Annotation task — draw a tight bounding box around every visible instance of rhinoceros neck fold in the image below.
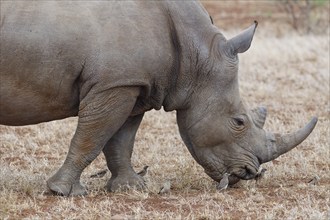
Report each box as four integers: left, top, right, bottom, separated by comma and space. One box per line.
161, 4, 222, 112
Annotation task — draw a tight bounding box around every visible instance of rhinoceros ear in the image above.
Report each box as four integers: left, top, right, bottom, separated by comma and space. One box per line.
227, 21, 258, 55
251, 106, 267, 129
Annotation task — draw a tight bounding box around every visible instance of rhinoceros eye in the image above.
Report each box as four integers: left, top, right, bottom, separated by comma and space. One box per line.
233, 117, 245, 127
229, 117, 247, 136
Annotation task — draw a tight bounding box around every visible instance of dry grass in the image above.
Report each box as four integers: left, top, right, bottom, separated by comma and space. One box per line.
1, 2, 329, 219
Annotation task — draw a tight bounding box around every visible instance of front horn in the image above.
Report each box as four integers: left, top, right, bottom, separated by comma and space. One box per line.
261, 117, 318, 163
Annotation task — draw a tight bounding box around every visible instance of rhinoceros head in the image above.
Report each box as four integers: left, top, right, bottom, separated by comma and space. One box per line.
176, 21, 317, 184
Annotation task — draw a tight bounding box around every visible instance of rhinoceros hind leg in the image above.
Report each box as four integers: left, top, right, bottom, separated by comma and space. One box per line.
106, 172, 146, 192
103, 114, 145, 192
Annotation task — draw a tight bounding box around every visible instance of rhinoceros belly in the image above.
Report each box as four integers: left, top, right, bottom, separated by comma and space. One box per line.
0, 70, 80, 126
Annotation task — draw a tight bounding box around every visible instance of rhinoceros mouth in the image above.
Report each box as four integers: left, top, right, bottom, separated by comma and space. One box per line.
201, 149, 260, 182
203, 164, 260, 186
230, 164, 259, 180
230, 143, 261, 180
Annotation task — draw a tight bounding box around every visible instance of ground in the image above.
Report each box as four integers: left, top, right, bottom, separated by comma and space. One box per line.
1, 1, 329, 219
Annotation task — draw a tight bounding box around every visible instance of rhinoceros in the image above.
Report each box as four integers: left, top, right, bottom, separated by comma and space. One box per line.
0, 1, 317, 196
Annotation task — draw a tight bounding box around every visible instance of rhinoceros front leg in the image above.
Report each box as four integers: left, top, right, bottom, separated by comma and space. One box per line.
47, 87, 139, 196
102, 114, 145, 192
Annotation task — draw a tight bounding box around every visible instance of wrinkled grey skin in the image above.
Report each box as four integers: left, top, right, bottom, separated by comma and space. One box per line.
0, 1, 317, 196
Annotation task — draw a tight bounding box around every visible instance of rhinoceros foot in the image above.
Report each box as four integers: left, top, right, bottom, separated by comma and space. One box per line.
47, 177, 87, 196
106, 173, 146, 192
